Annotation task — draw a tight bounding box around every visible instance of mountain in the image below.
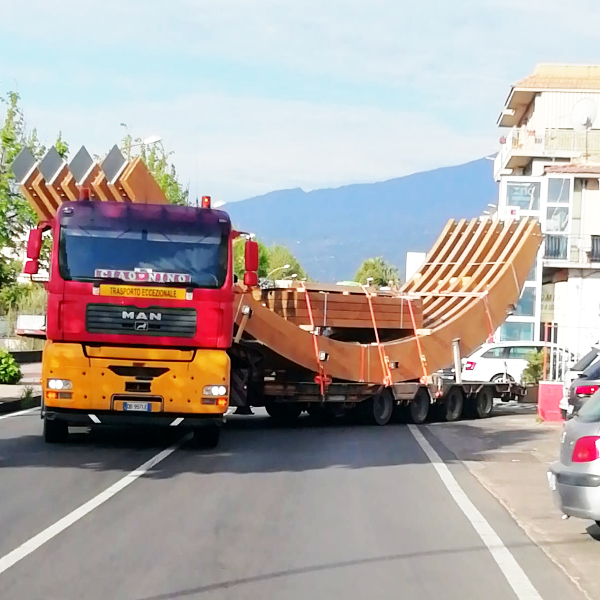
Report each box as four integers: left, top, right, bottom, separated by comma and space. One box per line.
225, 157, 498, 282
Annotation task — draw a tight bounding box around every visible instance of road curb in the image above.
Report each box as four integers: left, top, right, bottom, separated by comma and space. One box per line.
0, 395, 42, 415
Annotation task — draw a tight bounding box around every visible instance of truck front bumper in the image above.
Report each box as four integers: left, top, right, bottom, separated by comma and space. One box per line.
44, 408, 223, 429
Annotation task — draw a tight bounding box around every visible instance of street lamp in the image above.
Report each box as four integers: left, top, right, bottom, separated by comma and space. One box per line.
267, 264, 290, 278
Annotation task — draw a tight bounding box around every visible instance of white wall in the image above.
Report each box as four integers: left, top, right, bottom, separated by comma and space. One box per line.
580, 179, 600, 237
405, 252, 427, 282
535, 91, 600, 130
555, 271, 600, 356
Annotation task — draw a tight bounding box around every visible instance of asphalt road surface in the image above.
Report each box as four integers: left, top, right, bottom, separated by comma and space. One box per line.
0, 409, 587, 600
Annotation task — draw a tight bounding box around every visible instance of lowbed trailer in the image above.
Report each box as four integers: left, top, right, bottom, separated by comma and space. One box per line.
255, 376, 524, 426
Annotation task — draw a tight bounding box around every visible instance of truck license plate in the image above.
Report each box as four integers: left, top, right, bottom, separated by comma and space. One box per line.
123, 402, 152, 412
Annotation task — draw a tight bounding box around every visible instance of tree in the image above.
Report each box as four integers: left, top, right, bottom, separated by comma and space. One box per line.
354, 257, 400, 287
266, 244, 306, 280
0, 91, 43, 256
232, 237, 269, 280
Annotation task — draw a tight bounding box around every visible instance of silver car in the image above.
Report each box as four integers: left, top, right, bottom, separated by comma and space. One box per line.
548, 389, 600, 526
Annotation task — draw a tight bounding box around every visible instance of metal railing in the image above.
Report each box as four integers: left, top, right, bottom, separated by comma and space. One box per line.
495, 127, 600, 177
544, 234, 600, 263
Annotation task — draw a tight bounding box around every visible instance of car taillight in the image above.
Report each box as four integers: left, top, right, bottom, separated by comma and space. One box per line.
465, 361, 476, 371
572, 436, 600, 463
576, 385, 599, 396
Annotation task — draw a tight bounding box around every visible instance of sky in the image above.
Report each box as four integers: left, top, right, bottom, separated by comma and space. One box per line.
2, 0, 600, 203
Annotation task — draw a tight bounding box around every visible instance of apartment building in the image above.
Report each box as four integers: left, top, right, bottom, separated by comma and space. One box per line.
494, 64, 600, 356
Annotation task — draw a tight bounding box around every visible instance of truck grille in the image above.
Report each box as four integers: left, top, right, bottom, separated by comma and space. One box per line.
86, 304, 197, 338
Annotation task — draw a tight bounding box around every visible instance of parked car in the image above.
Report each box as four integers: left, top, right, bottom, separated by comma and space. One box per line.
559, 348, 600, 420
461, 341, 574, 384
567, 355, 600, 419
548, 389, 600, 528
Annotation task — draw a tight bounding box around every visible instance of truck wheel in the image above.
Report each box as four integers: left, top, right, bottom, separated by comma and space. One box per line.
360, 390, 394, 426
408, 389, 430, 424
194, 425, 221, 448
475, 388, 493, 419
442, 388, 464, 422
265, 401, 302, 422
43, 417, 68, 444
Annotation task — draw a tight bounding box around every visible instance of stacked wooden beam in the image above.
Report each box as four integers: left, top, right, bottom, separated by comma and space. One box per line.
11, 144, 167, 221
255, 287, 424, 331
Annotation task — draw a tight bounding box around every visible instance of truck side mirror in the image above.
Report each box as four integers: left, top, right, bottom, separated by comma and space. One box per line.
24, 259, 39, 275
244, 272, 259, 287
244, 240, 259, 272
27, 227, 43, 260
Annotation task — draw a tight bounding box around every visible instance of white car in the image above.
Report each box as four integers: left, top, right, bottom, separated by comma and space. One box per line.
461, 341, 574, 384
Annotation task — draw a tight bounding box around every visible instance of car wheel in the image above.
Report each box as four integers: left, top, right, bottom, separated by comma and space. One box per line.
491, 373, 515, 383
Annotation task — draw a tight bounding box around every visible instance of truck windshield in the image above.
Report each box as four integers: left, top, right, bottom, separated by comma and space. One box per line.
59, 225, 228, 288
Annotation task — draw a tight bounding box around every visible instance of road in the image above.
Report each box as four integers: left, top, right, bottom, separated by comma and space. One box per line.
0, 409, 587, 600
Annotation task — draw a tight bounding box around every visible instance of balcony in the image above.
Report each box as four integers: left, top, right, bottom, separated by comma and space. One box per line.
543, 234, 600, 265
494, 127, 600, 180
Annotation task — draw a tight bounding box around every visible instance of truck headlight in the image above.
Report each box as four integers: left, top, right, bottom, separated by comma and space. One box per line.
203, 385, 228, 396
47, 378, 72, 390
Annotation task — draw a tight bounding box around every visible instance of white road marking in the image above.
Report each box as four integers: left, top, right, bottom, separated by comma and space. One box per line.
408, 425, 543, 600
0, 407, 39, 421
0, 433, 190, 576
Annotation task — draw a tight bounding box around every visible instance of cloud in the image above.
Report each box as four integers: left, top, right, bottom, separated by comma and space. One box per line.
3, 0, 600, 200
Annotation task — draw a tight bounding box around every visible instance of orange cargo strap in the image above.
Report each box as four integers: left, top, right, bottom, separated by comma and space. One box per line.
482, 293, 495, 343
407, 298, 428, 383
299, 282, 331, 395
361, 286, 393, 386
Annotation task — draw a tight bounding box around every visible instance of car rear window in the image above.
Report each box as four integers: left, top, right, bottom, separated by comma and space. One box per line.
583, 361, 600, 380
481, 347, 505, 359
577, 390, 600, 423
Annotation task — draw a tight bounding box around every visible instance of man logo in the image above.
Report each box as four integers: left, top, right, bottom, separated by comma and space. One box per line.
121, 311, 162, 321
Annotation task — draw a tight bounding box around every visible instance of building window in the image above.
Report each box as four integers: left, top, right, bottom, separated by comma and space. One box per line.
548, 178, 570, 204
526, 260, 538, 282
544, 235, 568, 259
514, 287, 536, 317
546, 207, 569, 232
506, 182, 540, 211
500, 322, 535, 341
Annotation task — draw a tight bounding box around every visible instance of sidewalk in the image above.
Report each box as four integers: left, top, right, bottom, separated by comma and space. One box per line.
0, 363, 42, 413
427, 403, 600, 600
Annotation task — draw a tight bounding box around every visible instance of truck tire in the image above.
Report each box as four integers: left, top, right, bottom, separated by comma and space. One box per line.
475, 388, 493, 419
359, 390, 394, 426
43, 417, 68, 444
193, 425, 220, 448
265, 401, 302, 422
408, 389, 430, 424
442, 388, 464, 422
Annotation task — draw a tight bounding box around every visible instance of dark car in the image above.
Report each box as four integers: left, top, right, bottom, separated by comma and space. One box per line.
568, 355, 600, 418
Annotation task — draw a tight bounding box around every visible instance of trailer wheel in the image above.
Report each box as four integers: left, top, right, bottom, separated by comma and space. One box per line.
442, 388, 464, 422
265, 401, 302, 422
193, 424, 221, 448
408, 389, 430, 424
475, 388, 494, 419
43, 417, 68, 444
359, 390, 394, 426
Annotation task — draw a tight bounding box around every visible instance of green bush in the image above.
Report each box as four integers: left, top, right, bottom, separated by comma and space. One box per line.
0, 350, 22, 384
521, 350, 543, 385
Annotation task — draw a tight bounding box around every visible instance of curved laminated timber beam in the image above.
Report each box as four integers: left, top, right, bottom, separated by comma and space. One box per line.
235, 217, 542, 384
10, 144, 167, 219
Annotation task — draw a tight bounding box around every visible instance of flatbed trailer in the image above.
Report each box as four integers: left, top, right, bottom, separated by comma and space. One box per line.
253, 374, 525, 426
